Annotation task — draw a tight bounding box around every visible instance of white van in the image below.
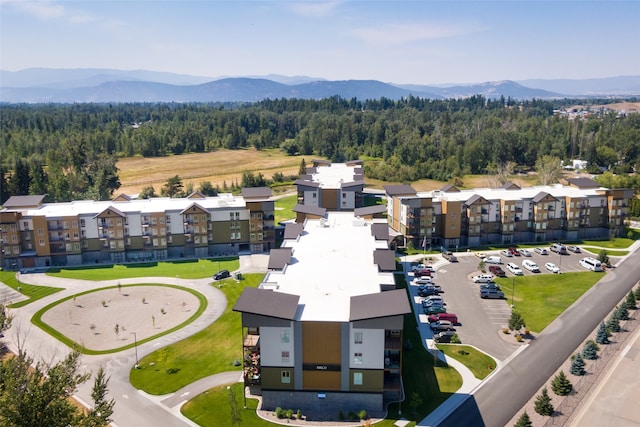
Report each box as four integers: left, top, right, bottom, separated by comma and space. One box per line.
580, 257, 603, 272
482, 256, 502, 265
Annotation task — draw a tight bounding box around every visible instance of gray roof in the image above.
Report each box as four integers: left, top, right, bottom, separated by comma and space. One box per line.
350, 289, 411, 321
268, 248, 293, 270
241, 187, 272, 199
384, 185, 416, 196
532, 191, 556, 203
283, 223, 304, 240
293, 204, 326, 217
567, 177, 600, 189
373, 249, 396, 271
465, 194, 488, 205
501, 182, 521, 190
341, 180, 365, 189
2, 195, 46, 209
293, 179, 320, 188
440, 183, 460, 192
233, 287, 300, 320
354, 205, 387, 217
370, 223, 390, 240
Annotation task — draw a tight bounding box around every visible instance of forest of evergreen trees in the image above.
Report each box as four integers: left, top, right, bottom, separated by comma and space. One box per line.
1, 95, 639, 210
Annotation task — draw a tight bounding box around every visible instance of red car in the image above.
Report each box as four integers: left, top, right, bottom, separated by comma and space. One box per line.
414, 269, 432, 277
508, 247, 521, 256
427, 312, 458, 325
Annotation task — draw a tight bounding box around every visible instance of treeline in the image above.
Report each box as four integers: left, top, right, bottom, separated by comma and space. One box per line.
1, 95, 639, 203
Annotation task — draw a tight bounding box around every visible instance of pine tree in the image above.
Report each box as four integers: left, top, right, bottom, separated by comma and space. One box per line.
508, 311, 526, 332
582, 340, 598, 360
634, 286, 640, 301
534, 387, 554, 416
595, 321, 609, 344
625, 291, 637, 310
514, 411, 533, 427
551, 370, 573, 396
616, 304, 630, 321
606, 316, 620, 333
611, 305, 622, 321
570, 353, 586, 376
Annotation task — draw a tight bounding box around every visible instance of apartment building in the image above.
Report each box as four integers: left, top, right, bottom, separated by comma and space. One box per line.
233, 161, 410, 416
295, 159, 365, 211
385, 178, 632, 250
0, 189, 275, 270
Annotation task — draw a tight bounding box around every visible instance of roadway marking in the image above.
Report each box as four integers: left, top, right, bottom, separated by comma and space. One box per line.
180, 392, 190, 397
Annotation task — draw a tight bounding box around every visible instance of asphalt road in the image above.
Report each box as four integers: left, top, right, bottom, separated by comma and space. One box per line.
436, 248, 640, 427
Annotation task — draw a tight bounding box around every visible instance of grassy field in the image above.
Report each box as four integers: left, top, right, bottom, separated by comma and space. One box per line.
46, 258, 239, 281
494, 271, 603, 332
116, 148, 308, 195
0, 270, 63, 308
437, 345, 496, 380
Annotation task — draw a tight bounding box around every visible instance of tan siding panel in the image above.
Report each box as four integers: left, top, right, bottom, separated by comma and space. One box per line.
302, 322, 341, 364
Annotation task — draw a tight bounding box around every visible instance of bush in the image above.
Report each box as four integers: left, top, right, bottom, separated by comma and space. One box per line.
450, 333, 461, 344
582, 340, 598, 360
275, 407, 283, 419
338, 410, 345, 421
534, 388, 554, 416
570, 353, 586, 376
285, 409, 293, 419
296, 409, 302, 419
358, 409, 368, 420
514, 411, 533, 427
551, 371, 573, 396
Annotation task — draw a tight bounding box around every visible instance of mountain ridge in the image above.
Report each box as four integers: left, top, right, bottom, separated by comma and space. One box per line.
1, 68, 639, 103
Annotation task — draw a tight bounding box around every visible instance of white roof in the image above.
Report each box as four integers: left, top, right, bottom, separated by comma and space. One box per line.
415, 184, 605, 203
263, 212, 393, 322
20, 193, 245, 217
311, 163, 358, 188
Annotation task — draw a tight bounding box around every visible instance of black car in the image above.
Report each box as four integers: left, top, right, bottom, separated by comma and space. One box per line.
213, 270, 231, 280
434, 330, 456, 343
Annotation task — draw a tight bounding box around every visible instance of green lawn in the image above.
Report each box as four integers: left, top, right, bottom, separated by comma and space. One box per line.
46, 258, 239, 281
436, 345, 496, 380
0, 270, 63, 308
129, 273, 262, 394
495, 272, 603, 332
274, 193, 298, 224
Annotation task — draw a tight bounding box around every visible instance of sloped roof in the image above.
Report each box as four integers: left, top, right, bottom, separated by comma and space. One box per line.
293, 179, 320, 188
241, 187, 272, 199
293, 204, 326, 217
532, 191, 556, 203
354, 205, 387, 217
283, 222, 304, 240
501, 182, 521, 190
440, 183, 460, 192
268, 248, 293, 270
350, 289, 411, 321
567, 177, 600, 189
465, 194, 489, 205
233, 287, 299, 320
373, 249, 396, 271
2, 195, 46, 209
384, 185, 416, 196
371, 223, 390, 240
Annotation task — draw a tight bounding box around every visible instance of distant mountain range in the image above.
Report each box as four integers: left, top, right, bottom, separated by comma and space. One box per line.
1, 68, 639, 103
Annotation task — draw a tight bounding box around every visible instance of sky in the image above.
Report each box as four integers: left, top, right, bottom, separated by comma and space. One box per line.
1, 0, 639, 85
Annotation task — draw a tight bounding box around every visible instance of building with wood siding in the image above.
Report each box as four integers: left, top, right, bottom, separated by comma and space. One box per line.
385, 179, 632, 250
0, 189, 275, 270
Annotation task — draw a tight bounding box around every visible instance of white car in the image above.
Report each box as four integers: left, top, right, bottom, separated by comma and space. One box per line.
413, 277, 434, 285
422, 295, 444, 306
500, 249, 513, 257
474, 251, 487, 258
507, 262, 524, 275
522, 259, 540, 273
545, 262, 560, 273
482, 256, 503, 265
519, 249, 531, 257
534, 247, 548, 255
472, 274, 495, 283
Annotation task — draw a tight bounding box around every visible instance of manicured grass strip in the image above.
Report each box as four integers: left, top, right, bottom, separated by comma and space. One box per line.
437, 345, 496, 380
274, 193, 297, 224
130, 274, 263, 395
495, 271, 603, 333
31, 284, 207, 355
182, 383, 265, 427
582, 230, 638, 249
0, 270, 63, 308
581, 247, 628, 257
46, 258, 239, 281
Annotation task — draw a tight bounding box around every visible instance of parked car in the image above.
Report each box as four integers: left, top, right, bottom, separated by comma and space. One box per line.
479, 282, 501, 291
480, 288, 505, 299
412, 263, 435, 273
213, 270, 230, 280
545, 262, 560, 273
567, 245, 581, 253
430, 320, 455, 332
427, 312, 458, 325
534, 247, 548, 255
413, 276, 434, 285
506, 262, 523, 275
522, 259, 540, 273
418, 285, 442, 296
422, 295, 444, 306
500, 249, 513, 257
442, 251, 458, 262
434, 330, 456, 343
508, 247, 521, 256
472, 274, 494, 283
423, 305, 447, 315
550, 243, 568, 255
482, 256, 503, 264
414, 269, 432, 277
519, 249, 531, 257
488, 265, 507, 277
474, 251, 487, 258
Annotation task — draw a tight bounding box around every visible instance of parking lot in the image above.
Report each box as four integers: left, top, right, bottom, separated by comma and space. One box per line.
404, 247, 609, 362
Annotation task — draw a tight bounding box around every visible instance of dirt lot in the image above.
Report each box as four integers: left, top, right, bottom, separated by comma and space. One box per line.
40, 286, 200, 351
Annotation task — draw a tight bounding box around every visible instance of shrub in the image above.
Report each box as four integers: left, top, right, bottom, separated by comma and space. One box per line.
296, 409, 302, 419
570, 353, 586, 376
582, 340, 598, 360
595, 321, 610, 344
508, 311, 526, 331
502, 327, 510, 334
616, 304, 630, 321
515, 334, 523, 342
626, 291, 637, 310
450, 333, 461, 344
551, 371, 573, 396
514, 411, 533, 427
534, 388, 554, 416
606, 316, 621, 333
275, 407, 283, 419
285, 409, 293, 419
358, 409, 367, 420
338, 410, 345, 421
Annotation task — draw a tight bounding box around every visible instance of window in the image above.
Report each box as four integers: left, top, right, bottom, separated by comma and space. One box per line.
281, 371, 291, 384
281, 330, 290, 343
354, 332, 363, 344
353, 372, 363, 385
354, 352, 363, 364
281, 351, 290, 363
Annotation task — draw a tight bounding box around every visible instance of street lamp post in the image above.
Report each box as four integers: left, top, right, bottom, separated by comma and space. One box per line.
511, 277, 515, 308
131, 332, 139, 368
